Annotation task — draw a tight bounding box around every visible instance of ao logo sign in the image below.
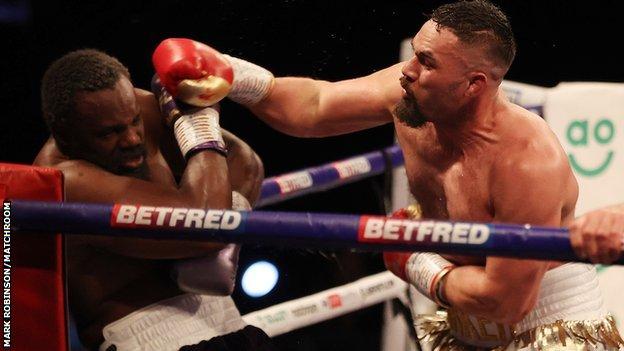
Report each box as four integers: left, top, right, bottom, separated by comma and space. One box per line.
566, 118, 615, 177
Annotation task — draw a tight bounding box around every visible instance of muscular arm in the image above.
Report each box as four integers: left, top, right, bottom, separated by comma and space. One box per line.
443, 141, 575, 324
249, 62, 404, 137
59, 149, 231, 259
222, 129, 264, 204
159, 127, 264, 203
44, 87, 235, 261
570, 202, 624, 263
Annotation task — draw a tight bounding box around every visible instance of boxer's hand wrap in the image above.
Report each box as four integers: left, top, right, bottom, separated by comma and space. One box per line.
383, 204, 455, 308
152, 75, 227, 158
406, 252, 454, 308
173, 108, 225, 158
172, 191, 250, 295
222, 54, 274, 106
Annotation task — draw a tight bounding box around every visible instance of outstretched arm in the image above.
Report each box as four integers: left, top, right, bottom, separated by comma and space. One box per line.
250, 63, 404, 137
151, 38, 403, 138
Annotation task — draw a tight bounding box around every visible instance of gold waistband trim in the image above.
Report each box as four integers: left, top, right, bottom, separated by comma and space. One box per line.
447, 308, 514, 347
511, 316, 624, 350
414, 311, 624, 351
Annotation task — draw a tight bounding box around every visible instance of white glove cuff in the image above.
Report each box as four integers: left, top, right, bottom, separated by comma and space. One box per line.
406, 252, 454, 307
223, 54, 274, 106
173, 107, 226, 158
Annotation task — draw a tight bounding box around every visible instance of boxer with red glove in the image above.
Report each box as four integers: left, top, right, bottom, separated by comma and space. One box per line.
383, 205, 455, 308
153, 38, 274, 107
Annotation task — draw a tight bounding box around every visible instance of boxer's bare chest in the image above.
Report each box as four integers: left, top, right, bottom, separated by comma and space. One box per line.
396, 123, 495, 223
67, 151, 183, 346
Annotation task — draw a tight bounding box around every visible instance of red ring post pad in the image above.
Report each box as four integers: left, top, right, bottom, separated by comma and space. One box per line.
257, 145, 404, 207
9, 200, 623, 264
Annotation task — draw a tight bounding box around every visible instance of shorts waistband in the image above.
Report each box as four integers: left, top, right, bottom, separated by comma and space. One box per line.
515, 263, 607, 334
99, 294, 246, 351
426, 263, 611, 348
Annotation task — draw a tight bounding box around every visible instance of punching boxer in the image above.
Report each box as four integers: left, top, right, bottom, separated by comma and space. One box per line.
155, 0, 623, 348
34, 49, 275, 351
570, 204, 624, 264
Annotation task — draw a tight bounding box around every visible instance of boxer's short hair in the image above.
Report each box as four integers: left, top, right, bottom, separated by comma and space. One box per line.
429, 0, 516, 70
41, 49, 131, 150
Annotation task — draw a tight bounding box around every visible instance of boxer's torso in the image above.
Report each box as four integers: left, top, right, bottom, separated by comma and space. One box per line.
33, 91, 215, 349
393, 103, 576, 266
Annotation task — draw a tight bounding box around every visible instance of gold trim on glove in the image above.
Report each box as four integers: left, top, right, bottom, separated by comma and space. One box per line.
177, 76, 232, 107
405, 203, 423, 219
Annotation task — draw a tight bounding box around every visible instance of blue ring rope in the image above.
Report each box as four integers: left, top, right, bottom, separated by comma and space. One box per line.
8, 199, 620, 264
257, 145, 403, 207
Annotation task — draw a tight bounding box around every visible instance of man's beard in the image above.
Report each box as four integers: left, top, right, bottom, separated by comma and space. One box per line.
394, 95, 428, 129
395, 77, 428, 129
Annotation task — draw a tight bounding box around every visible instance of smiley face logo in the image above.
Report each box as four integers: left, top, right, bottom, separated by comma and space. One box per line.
566, 118, 615, 177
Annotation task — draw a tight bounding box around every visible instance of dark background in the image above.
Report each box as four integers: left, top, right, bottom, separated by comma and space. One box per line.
1, 0, 623, 350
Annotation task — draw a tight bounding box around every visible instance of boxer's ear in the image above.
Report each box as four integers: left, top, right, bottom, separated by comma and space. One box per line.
465, 71, 487, 98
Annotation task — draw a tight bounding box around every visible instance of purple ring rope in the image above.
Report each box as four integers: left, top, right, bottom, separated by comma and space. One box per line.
257, 145, 404, 207
9, 199, 621, 264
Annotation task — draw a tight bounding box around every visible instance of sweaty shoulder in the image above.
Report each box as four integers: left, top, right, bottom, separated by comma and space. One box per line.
497, 105, 567, 171
491, 105, 578, 224
33, 138, 117, 183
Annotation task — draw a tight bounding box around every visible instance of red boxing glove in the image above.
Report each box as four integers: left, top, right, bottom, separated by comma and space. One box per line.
382, 204, 454, 307
383, 205, 421, 281
153, 38, 234, 106
383, 251, 412, 281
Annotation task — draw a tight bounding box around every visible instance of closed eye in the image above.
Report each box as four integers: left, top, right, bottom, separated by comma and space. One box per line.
417, 52, 436, 69
96, 128, 117, 138
131, 114, 141, 126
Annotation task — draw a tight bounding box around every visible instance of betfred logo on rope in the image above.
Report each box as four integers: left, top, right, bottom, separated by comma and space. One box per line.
358, 216, 490, 245
275, 171, 313, 194
111, 204, 242, 230
332, 157, 371, 179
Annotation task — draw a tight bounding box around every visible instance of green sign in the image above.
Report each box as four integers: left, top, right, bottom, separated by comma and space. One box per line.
566, 119, 615, 177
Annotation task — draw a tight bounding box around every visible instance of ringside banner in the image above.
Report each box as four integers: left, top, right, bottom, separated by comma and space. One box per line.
544, 83, 624, 330
545, 82, 624, 216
